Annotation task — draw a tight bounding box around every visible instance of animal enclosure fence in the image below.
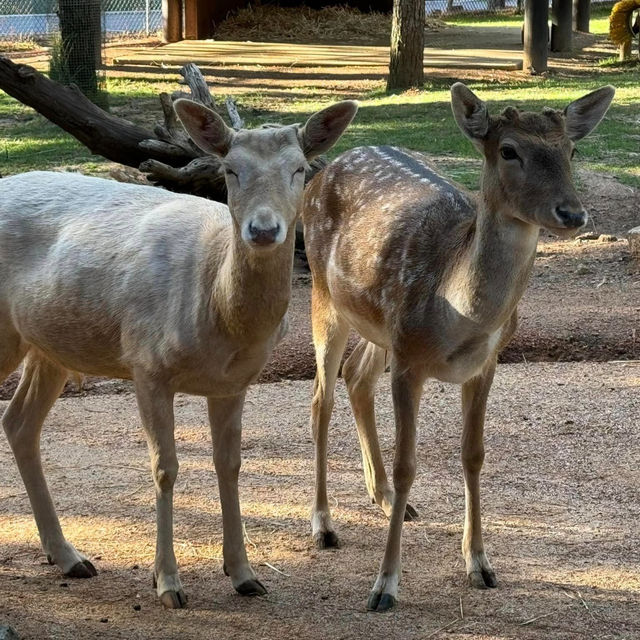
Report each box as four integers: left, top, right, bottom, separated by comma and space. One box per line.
0, 0, 162, 41
425, 0, 612, 15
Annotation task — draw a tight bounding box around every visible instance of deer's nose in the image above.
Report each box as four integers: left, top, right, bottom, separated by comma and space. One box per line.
555, 206, 587, 229
248, 221, 281, 246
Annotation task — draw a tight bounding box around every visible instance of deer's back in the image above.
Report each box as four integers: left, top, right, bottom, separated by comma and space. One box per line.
0, 172, 231, 377
303, 146, 477, 350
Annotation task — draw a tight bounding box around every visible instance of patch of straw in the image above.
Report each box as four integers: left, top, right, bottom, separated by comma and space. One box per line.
215, 4, 446, 44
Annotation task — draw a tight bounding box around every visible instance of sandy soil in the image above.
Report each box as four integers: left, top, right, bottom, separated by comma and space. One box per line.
0, 362, 638, 639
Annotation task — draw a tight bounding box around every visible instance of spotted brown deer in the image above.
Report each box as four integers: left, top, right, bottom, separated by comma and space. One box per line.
303, 83, 614, 611
0, 99, 357, 608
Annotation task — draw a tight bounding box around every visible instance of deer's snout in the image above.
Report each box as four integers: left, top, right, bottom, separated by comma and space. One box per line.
248, 221, 281, 246
554, 205, 588, 230
243, 209, 285, 248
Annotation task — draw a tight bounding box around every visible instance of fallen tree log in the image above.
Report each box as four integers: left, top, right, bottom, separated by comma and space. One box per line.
0, 56, 191, 169
0, 57, 325, 203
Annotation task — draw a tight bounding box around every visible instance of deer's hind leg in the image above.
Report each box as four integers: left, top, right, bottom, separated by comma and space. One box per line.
310, 285, 349, 549
461, 359, 497, 589
343, 339, 418, 521
2, 349, 96, 578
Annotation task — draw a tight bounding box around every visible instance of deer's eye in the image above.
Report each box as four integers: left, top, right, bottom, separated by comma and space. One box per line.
294, 167, 305, 176
225, 168, 238, 178
500, 146, 519, 161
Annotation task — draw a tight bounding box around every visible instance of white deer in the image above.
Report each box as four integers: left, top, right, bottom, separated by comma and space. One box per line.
0, 98, 357, 608
302, 84, 614, 611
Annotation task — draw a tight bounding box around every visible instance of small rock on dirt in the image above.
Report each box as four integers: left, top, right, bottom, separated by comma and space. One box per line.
575, 264, 593, 275
598, 234, 618, 242
0, 625, 19, 640
576, 231, 600, 241
628, 226, 640, 262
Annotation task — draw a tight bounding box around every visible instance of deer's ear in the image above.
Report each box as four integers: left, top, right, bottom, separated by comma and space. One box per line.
298, 100, 358, 160
563, 86, 615, 142
450, 83, 489, 148
174, 99, 235, 156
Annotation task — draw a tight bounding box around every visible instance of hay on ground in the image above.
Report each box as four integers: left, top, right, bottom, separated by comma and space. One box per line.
214, 4, 446, 45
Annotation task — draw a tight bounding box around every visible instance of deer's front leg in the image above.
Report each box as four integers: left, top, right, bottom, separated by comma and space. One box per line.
208, 393, 266, 596
134, 373, 185, 609
461, 360, 497, 589
367, 363, 424, 612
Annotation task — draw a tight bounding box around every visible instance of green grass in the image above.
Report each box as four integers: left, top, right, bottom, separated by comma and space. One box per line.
1, 50, 638, 189
444, 3, 615, 36
242, 72, 639, 189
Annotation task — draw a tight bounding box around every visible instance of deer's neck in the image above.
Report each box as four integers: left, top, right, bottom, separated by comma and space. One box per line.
445, 194, 539, 330
211, 226, 295, 344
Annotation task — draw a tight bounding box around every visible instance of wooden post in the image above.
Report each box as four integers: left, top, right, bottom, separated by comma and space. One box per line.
162, 0, 182, 43
573, 0, 590, 32
551, 0, 572, 52
523, 0, 548, 74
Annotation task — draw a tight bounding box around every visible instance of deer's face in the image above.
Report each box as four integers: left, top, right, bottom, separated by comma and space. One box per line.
451, 83, 615, 238
175, 99, 358, 252
483, 110, 585, 237
221, 128, 307, 248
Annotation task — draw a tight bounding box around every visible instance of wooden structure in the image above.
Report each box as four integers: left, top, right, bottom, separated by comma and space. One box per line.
163, 0, 393, 42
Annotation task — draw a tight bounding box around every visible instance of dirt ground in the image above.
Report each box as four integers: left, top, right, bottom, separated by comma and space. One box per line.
0, 362, 638, 639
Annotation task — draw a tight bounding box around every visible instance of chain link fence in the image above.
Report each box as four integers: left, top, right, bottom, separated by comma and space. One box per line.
426, 0, 520, 14
426, 0, 612, 16
0, 0, 162, 41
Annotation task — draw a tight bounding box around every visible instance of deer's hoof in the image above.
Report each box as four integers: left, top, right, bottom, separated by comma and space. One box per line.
313, 530, 340, 550
367, 592, 397, 612
404, 503, 419, 521
468, 569, 497, 589
66, 559, 97, 578
159, 589, 188, 609
235, 578, 267, 597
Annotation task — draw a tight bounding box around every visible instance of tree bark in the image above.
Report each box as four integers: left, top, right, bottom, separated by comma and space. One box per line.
573, 0, 590, 33
53, 0, 102, 100
551, 0, 572, 52
523, 0, 548, 74
387, 0, 425, 92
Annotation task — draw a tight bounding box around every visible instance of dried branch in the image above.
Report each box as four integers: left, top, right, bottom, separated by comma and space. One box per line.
225, 97, 245, 130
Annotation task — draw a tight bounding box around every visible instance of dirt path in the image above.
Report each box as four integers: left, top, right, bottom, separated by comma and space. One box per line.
0, 362, 638, 639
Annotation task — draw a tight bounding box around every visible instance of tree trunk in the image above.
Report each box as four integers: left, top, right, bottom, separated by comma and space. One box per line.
387, 0, 425, 92
551, 0, 572, 52
52, 0, 102, 101
573, 0, 590, 33
523, 0, 548, 74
